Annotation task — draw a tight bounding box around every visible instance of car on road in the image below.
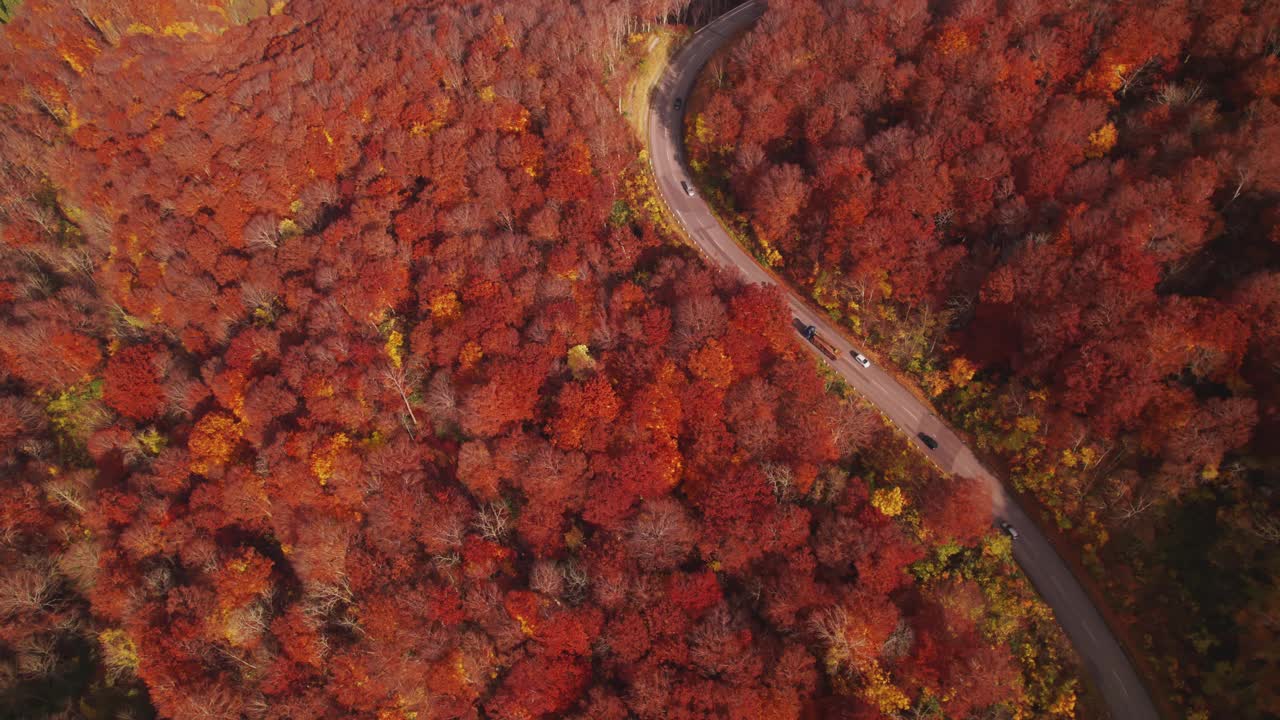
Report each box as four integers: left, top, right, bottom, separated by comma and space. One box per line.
799, 324, 839, 361
917, 432, 939, 450
674, 97, 683, 110
999, 520, 1020, 540
681, 180, 696, 197
850, 350, 871, 368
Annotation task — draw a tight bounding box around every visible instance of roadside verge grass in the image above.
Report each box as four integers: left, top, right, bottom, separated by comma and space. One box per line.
621, 29, 678, 140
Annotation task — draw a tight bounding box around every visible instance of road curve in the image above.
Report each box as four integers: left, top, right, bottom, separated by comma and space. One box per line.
646, 3, 1160, 719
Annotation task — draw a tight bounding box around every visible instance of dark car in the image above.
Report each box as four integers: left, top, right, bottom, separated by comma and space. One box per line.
998, 520, 1020, 540
674, 97, 683, 110
917, 432, 939, 450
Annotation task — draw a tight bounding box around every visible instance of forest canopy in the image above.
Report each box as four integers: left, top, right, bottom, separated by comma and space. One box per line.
0, 1, 1076, 719
684, 0, 1280, 717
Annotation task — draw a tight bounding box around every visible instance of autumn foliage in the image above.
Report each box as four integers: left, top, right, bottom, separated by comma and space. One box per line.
102, 345, 166, 421
686, 0, 1280, 717
0, 0, 1077, 719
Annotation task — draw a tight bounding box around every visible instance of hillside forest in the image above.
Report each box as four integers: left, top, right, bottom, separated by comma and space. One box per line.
0, 1, 1082, 719
683, 0, 1280, 718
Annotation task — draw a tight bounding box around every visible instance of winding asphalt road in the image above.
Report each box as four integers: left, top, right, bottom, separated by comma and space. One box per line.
647, 3, 1160, 719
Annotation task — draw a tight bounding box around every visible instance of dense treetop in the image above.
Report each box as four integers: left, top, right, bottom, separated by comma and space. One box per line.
0, 1, 1075, 719
685, 0, 1280, 717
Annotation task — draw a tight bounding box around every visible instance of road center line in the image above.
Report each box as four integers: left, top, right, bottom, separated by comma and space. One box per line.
1113, 670, 1130, 697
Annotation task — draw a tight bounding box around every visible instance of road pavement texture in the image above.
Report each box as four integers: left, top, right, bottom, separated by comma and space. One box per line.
646, 3, 1160, 718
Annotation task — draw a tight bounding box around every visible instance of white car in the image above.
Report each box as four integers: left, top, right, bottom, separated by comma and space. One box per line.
681, 180, 696, 197
999, 521, 1020, 540
850, 350, 871, 368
